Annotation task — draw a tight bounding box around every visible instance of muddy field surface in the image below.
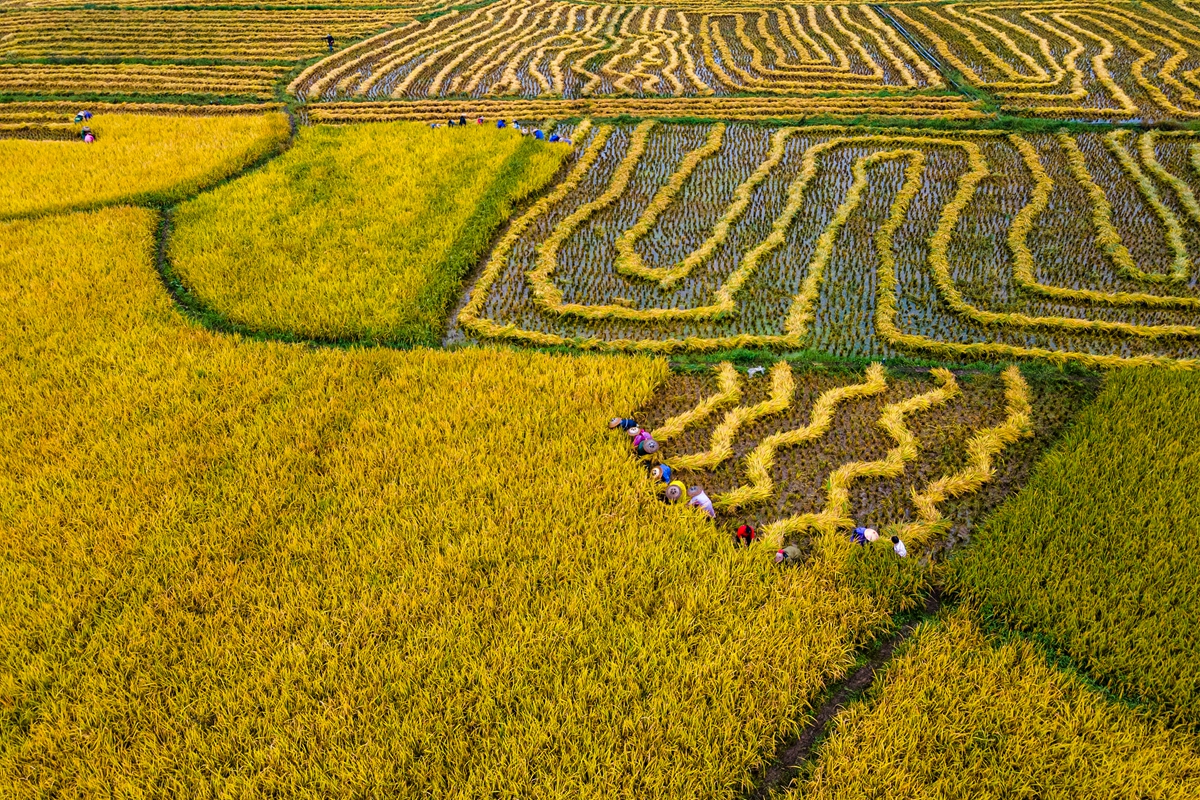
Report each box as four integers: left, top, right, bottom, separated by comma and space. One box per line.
634, 365, 1096, 557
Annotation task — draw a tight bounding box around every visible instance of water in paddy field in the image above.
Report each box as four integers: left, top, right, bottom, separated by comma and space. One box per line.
448, 122, 1200, 365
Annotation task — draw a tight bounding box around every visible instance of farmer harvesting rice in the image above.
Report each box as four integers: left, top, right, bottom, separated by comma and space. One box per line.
664, 480, 686, 503
610, 417, 637, 431
650, 464, 672, 483
80, 126, 95, 143
850, 527, 879, 546
892, 535, 908, 557
687, 486, 716, 519
734, 524, 757, 547
630, 428, 658, 456
775, 544, 803, 565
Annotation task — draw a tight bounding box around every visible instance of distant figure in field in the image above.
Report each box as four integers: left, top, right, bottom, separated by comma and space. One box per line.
548, 133, 561, 143
324, 34, 335, 52
892, 535, 908, 558
74, 110, 92, 123
496, 119, 507, 129
459, 115, 467, 126
81, 126, 95, 143
476, 116, 484, 124
775, 544, 802, 565
533, 128, 544, 140
734, 524, 757, 548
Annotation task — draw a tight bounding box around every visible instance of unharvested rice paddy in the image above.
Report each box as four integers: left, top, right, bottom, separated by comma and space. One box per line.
952, 366, 1200, 728
169, 121, 569, 346
0, 112, 288, 217
794, 610, 1200, 799
1, 206, 904, 797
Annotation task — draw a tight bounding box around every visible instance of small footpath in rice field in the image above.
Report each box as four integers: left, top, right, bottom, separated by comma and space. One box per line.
5, 0, 1200, 797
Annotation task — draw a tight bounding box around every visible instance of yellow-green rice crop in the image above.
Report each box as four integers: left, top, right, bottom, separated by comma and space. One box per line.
0, 206, 899, 797
951, 367, 1200, 728
792, 609, 1200, 799
0, 112, 288, 218
169, 122, 569, 346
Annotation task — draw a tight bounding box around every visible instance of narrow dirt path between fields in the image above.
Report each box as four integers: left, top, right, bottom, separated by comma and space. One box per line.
747, 591, 943, 799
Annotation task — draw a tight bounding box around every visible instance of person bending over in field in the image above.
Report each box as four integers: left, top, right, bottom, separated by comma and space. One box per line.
81, 126, 95, 143
775, 544, 803, 565
459, 115, 467, 126
533, 128, 545, 140
891, 535, 907, 558
497, 119, 507, 129
687, 486, 716, 519
734, 524, 757, 547
850, 527, 879, 546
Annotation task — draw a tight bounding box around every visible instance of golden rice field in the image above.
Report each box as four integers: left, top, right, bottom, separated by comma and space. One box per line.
897, 0, 1200, 122
793, 610, 1200, 799
453, 121, 1200, 368
289, 0, 944, 101
952, 366, 1200, 728
168, 121, 569, 346
0, 63, 288, 100
6, 0, 1200, 792
0, 10, 412, 61
0, 112, 288, 218
0, 205, 908, 797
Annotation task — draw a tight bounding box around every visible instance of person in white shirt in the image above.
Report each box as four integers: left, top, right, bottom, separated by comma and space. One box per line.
687, 486, 716, 519
891, 535, 907, 558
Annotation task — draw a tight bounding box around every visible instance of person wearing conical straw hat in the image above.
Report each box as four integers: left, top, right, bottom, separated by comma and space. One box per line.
850, 527, 879, 546
664, 480, 687, 503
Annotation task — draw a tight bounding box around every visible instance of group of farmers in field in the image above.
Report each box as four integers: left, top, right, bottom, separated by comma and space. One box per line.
608, 416, 909, 564
429, 114, 572, 145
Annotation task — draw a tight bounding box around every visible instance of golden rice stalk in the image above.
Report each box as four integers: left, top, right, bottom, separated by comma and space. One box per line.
717, 363, 887, 511
613, 123, 725, 285
763, 369, 960, 550
670, 361, 793, 471
653, 361, 740, 443
897, 366, 1034, 548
